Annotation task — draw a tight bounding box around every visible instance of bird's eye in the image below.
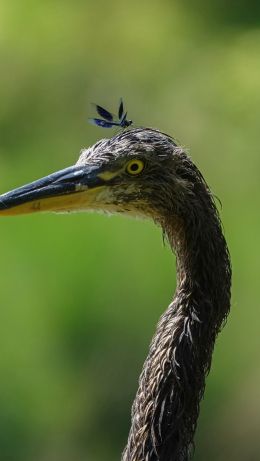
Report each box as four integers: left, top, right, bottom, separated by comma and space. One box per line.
126, 159, 145, 176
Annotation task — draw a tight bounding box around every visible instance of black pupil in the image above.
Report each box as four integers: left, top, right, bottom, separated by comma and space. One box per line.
130, 163, 139, 172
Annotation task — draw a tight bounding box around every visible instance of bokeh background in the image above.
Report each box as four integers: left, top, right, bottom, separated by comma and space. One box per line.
0, 1, 259, 460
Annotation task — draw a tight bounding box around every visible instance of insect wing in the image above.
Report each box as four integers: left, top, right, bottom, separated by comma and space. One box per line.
121, 111, 127, 122
89, 118, 114, 128
95, 104, 113, 121
120, 111, 128, 126
118, 98, 124, 120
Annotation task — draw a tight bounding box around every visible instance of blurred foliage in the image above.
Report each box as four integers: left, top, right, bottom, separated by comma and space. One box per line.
0, 1, 259, 460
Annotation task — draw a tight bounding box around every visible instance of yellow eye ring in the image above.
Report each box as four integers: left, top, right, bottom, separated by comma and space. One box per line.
126, 159, 145, 176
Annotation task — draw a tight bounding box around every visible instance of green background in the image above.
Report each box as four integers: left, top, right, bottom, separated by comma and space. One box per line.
0, 1, 259, 460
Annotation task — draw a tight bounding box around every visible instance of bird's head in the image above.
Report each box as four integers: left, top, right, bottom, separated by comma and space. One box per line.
0, 128, 200, 225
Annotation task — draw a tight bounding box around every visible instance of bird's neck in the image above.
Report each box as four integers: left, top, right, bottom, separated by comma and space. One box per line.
123, 191, 231, 461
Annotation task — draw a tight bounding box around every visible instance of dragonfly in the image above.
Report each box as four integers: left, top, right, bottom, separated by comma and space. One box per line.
89, 99, 133, 129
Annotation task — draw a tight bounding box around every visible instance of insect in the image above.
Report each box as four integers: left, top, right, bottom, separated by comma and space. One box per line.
89, 98, 133, 128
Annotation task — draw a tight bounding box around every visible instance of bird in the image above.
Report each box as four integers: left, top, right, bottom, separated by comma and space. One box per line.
0, 127, 231, 461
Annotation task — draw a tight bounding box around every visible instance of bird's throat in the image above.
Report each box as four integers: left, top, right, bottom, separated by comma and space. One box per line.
123, 192, 231, 461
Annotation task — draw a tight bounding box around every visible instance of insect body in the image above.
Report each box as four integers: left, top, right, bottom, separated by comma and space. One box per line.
89, 99, 132, 128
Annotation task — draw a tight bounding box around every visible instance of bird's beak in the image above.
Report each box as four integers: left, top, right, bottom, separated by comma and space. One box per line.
0, 164, 109, 216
